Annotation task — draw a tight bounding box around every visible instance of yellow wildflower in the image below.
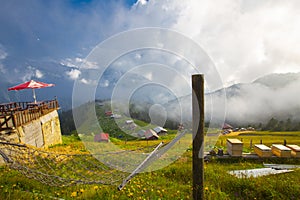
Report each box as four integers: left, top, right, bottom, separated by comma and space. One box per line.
71, 191, 77, 197
94, 185, 99, 190
127, 192, 134, 197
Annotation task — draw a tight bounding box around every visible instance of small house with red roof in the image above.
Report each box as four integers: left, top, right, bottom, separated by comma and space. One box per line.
94, 133, 109, 142
223, 123, 233, 130
222, 123, 233, 134
105, 111, 113, 116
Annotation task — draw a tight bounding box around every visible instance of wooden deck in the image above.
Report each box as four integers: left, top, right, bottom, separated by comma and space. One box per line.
0, 100, 59, 130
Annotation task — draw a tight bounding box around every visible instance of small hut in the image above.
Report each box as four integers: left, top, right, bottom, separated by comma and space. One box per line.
137, 130, 146, 138
110, 114, 121, 119
144, 129, 159, 140
105, 111, 112, 116
153, 126, 168, 135
125, 120, 134, 124
222, 123, 233, 134
94, 133, 109, 142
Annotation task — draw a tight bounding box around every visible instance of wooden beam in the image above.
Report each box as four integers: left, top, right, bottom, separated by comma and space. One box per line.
192, 74, 204, 200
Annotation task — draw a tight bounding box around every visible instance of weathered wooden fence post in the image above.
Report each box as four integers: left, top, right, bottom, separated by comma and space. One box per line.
192, 74, 204, 200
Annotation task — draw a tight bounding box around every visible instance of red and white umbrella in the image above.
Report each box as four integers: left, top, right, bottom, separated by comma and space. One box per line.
8, 80, 55, 103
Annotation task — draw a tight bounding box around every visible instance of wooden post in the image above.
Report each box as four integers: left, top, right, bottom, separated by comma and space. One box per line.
192, 74, 204, 200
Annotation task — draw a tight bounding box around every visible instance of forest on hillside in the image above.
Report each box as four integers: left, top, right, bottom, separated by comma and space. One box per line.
59, 102, 300, 135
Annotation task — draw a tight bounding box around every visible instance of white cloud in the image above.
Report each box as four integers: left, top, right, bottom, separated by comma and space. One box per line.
134, 0, 148, 6
0, 64, 5, 73
35, 69, 43, 78
119, 0, 300, 86
61, 57, 98, 69
170, 0, 300, 85
80, 78, 97, 85
0, 44, 7, 73
66, 69, 81, 80
2, 1, 300, 87
134, 53, 142, 60
87, 0, 300, 125
80, 78, 89, 84
80, 60, 98, 69
0, 47, 7, 60
20, 66, 44, 81
60, 58, 78, 68
22, 72, 34, 82
99, 79, 109, 87
224, 74, 300, 124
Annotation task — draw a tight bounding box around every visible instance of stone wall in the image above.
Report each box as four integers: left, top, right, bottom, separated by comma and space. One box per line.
0, 110, 62, 164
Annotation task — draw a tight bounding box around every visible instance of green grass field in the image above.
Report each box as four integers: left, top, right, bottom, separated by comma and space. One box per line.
0, 131, 299, 199
216, 131, 300, 153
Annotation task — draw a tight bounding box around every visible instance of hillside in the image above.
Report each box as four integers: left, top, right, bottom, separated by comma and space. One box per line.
2, 71, 300, 127
221, 72, 300, 124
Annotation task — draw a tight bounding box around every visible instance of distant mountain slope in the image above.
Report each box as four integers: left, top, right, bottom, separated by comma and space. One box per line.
253, 72, 300, 89
2, 65, 300, 126
216, 72, 300, 124
162, 72, 300, 126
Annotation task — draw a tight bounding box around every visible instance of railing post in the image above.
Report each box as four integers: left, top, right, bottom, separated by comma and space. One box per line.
12, 114, 17, 128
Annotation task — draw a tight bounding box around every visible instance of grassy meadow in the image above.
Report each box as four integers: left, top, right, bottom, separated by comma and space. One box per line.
216, 131, 300, 153
0, 131, 300, 200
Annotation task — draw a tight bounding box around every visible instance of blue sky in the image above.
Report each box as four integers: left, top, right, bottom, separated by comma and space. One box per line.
1, 0, 300, 87
1, 0, 300, 123
0, 0, 132, 60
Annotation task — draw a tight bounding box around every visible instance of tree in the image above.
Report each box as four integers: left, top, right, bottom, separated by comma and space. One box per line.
264, 117, 278, 131
292, 122, 300, 131
273, 120, 284, 131
285, 118, 292, 131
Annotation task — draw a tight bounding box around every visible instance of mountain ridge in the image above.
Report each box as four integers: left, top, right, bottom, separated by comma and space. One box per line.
1, 68, 299, 126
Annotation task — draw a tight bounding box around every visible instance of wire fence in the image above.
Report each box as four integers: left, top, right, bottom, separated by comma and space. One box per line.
0, 141, 162, 187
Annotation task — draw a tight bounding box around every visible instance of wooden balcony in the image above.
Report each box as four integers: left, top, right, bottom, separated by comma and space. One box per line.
0, 99, 59, 131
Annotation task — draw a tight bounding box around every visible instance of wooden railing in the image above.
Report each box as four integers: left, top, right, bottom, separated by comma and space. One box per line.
0, 100, 59, 130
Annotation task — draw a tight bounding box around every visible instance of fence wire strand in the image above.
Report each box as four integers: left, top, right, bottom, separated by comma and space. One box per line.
0, 141, 162, 187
